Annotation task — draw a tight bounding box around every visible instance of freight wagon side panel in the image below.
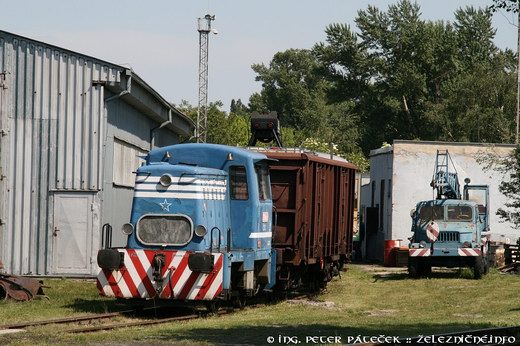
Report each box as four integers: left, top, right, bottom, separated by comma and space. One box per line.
269, 160, 306, 266
266, 152, 356, 266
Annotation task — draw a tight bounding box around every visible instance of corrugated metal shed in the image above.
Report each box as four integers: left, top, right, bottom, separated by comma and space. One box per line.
0, 30, 194, 275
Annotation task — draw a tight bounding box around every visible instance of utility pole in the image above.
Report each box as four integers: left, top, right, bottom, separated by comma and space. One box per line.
197, 14, 217, 143
515, 1, 520, 145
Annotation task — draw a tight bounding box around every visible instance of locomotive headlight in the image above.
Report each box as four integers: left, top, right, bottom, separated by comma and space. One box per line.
159, 174, 173, 187
195, 225, 207, 237
121, 223, 134, 235
419, 241, 426, 248
463, 241, 471, 248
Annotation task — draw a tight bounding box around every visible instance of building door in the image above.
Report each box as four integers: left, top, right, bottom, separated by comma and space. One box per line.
365, 206, 380, 262
52, 193, 93, 274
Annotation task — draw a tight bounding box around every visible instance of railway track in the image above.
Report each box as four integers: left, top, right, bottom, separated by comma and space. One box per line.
0, 293, 311, 334
0, 310, 133, 330
0, 305, 236, 334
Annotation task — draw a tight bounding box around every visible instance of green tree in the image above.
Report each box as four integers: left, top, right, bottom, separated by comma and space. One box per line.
249, 49, 332, 137
175, 100, 250, 146
312, 0, 516, 151
230, 99, 249, 116
490, 0, 519, 12
480, 146, 520, 227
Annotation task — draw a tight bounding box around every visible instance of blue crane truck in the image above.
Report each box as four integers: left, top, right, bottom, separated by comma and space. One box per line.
408, 150, 490, 279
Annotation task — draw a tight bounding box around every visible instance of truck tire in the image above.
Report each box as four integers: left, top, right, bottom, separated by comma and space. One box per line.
473, 256, 486, 280
408, 258, 420, 279
419, 264, 432, 277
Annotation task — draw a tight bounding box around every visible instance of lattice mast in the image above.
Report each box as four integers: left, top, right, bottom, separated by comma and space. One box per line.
197, 14, 215, 143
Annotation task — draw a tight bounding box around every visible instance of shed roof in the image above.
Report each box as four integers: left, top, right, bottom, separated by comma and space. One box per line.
0, 29, 194, 137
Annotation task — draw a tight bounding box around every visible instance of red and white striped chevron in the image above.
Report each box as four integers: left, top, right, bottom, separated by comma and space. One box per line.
457, 248, 481, 256
96, 250, 223, 301
409, 249, 431, 257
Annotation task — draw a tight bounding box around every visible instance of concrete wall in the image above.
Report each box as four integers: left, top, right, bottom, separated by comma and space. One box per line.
391, 141, 516, 243
361, 146, 393, 261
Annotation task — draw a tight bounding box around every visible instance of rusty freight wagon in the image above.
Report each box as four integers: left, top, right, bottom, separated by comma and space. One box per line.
255, 149, 357, 290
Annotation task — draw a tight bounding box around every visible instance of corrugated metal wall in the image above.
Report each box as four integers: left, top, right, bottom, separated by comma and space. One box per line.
102, 99, 180, 247
0, 32, 122, 275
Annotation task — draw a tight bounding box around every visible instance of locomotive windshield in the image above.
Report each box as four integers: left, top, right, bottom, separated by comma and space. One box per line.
255, 163, 271, 201
137, 215, 193, 245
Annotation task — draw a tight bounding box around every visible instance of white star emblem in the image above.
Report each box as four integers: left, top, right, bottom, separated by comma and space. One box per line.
159, 199, 172, 212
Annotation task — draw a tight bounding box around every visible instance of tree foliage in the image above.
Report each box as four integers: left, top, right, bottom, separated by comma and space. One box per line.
489, 0, 519, 13
497, 148, 520, 227
175, 100, 250, 146
249, 0, 516, 157
479, 146, 520, 227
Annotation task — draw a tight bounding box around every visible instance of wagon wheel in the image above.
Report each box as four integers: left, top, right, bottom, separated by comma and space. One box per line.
233, 294, 247, 310
205, 300, 221, 313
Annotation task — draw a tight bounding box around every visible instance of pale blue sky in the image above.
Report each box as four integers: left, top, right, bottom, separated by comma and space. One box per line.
1, 1, 517, 112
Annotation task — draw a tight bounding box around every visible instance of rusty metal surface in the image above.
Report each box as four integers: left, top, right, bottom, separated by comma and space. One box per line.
0, 274, 45, 301
265, 152, 356, 266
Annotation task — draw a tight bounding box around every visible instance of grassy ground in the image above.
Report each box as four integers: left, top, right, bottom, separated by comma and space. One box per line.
1, 265, 520, 345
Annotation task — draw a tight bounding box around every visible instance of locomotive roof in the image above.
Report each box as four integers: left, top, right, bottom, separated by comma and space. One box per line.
147, 143, 269, 167
137, 161, 227, 177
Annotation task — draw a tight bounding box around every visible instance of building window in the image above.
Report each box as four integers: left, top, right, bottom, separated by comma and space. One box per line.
230, 166, 249, 200
113, 138, 147, 187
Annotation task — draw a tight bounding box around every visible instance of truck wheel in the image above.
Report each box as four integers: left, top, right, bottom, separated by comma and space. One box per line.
408, 258, 420, 279
473, 257, 486, 280
420, 264, 432, 277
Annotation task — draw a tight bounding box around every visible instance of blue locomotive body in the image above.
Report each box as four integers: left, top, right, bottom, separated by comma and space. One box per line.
97, 144, 276, 305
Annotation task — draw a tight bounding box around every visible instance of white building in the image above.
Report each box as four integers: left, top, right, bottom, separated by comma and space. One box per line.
360, 140, 516, 262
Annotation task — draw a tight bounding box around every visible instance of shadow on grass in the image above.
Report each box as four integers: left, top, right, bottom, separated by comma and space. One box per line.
152, 322, 501, 345
65, 298, 134, 314
65, 298, 200, 318
372, 269, 475, 281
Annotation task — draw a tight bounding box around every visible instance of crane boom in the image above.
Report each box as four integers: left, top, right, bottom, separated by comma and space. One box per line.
431, 150, 461, 200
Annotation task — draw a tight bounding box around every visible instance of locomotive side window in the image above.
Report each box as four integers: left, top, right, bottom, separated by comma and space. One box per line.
137, 215, 193, 245
230, 166, 249, 200
255, 164, 271, 201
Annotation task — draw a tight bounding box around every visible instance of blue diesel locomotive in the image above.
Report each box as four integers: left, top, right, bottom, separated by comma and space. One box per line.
97, 142, 355, 309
